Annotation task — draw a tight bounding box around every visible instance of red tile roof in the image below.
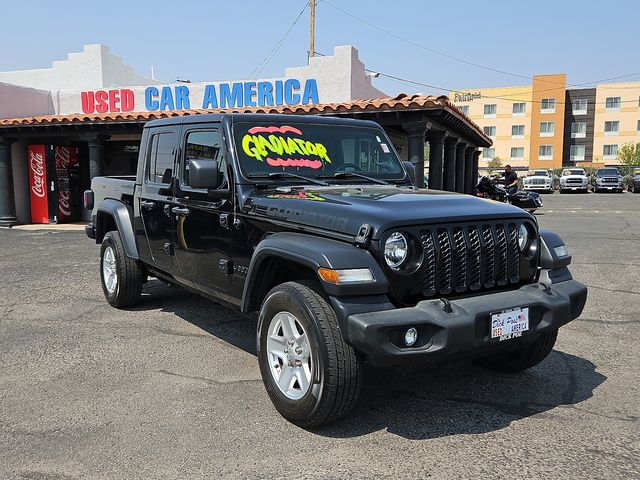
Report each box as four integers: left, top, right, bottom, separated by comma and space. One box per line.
0, 93, 489, 142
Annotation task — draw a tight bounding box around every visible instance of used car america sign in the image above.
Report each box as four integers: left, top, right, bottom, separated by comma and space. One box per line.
80, 78, 319, 114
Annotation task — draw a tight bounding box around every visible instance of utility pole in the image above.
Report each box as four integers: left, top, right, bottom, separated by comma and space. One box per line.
309, 0, 315, 62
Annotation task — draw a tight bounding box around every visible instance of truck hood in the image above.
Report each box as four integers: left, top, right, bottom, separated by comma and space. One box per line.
561, 175, 588, 180
243, 185, 531, 239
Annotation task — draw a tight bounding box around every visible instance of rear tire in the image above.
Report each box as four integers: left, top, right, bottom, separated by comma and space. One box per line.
100, 230, 143, 308
476, 329, 558, 373
257, 281, 362, 428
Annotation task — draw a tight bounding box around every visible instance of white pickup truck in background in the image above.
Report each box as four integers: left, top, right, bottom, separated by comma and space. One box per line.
522, 170, 554, 193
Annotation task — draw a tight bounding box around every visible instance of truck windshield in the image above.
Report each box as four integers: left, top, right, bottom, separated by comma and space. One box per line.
597, 168, 619, 176
232, 122, 405, 181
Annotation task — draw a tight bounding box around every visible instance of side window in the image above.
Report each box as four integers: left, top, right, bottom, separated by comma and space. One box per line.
146, 132, 176, 184
183, 130, 225, 188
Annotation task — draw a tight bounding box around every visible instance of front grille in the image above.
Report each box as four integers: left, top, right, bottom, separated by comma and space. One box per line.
602, 177, 618, 183
531, 178, 547, 185
420, 222, 522, 298
566, 178, 583, 184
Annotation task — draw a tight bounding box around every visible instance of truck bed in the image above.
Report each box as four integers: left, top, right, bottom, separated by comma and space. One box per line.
90, 176, 136, 212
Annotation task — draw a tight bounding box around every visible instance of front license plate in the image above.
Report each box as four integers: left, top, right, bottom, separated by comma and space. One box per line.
490, 307, 529, 341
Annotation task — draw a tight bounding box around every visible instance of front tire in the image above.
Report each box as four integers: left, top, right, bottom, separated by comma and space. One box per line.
476, 329, 558, 373
100, 230, 143, 308
257, 281, 362, 428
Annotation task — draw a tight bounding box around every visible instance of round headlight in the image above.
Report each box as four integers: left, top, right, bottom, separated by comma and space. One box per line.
517, 224, 529, 251
384, 232, 408, 269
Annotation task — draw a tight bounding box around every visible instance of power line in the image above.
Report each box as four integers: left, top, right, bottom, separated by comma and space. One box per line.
247, 1, 310, 79
320, 0, 640, 91
320, 0, 533, 82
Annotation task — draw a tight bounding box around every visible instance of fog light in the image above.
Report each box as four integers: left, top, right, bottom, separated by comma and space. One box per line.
404, 327, 418, 346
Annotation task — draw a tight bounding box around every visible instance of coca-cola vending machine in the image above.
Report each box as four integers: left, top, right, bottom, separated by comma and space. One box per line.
28, 145, 80, 223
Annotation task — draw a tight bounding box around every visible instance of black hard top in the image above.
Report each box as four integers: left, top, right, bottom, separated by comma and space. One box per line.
144, 113, 381, 129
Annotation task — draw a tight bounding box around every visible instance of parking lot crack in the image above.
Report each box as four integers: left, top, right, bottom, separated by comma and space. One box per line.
157, 369, 260, 386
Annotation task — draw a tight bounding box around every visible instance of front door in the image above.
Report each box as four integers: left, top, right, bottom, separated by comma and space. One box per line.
172, 126, 232, 297
138, 127, 178, 273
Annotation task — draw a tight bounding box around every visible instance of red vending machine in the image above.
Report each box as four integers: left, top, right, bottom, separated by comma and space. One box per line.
28, 145, 80, 223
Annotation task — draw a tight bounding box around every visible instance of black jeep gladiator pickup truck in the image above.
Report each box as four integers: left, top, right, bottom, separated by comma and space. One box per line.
85, 114, 587, 427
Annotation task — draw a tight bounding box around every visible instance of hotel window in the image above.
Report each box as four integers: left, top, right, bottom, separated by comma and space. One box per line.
572, 98, 588, 115
511, 125, 525, 138
483, 147, 496, 159
540, 121, 555, 137
570, 145, 585, 161
484, 104, 497, 118
541, 98, 555, 113
483, 125, 496, 137
510, 147, 524, 159
605, 97, 621, 111
539, 145, 554, 160
459, 105, 469, 116
571, 122, 587, 138
604, 121, 619, 135
603, 144, 618, 159
512, 102, 526, 116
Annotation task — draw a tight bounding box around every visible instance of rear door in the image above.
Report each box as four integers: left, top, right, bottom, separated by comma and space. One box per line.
172, 125, 232, 296
138, 127, 178, 273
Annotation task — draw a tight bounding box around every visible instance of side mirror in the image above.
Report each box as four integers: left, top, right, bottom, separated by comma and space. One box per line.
402, 161, 416, 185
188, 159, 220, 189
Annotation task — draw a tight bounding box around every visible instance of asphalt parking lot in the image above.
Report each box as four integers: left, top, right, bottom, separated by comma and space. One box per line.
1, 192, 638, 480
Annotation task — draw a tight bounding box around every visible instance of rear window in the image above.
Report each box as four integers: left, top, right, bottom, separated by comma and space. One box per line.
146, 132, 177, 184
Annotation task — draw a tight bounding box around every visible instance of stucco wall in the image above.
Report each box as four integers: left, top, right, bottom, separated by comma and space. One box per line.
0, 44, 155, 91
0, 83, 53, 119
52, 45, 386, 115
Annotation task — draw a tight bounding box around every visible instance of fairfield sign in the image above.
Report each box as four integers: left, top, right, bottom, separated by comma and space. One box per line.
80, 78, 320, 114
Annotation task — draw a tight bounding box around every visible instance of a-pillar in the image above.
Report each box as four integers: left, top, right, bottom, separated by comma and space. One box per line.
426, 130, 446, 190
443, 136, 458, 192
471, 150, 481, 195
455, 142, 467, 193
403, 122, 427, 188
464, 146, 476, 194
0, 139, 18, 227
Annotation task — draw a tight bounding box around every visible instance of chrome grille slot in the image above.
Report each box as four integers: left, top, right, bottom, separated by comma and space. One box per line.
482, 224, 495, 288
452, 227, 467, 293
507, 223, 520, 283
494, 224, 508, 286
421, 231, 436, 297
467, 226, 482, 290
436, 228, 452, 295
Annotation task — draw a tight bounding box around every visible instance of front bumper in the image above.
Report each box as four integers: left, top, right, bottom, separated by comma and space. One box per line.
560, 183, 588, 190
344, 279, 587, 366
523, 184, 552, 191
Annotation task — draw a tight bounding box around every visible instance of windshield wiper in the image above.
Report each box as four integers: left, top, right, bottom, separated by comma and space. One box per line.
252, 172, 329, 186
317, 171, 390, 185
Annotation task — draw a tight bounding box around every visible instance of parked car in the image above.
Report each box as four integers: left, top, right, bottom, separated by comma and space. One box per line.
559, 168, 589, 193
592, 167, 624, 193
626, 168, 640, 193
84, 113, 587, 428
522, 170, 553, 193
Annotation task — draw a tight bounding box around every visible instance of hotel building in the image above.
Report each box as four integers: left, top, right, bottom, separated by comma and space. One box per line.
451, 75, 640, 170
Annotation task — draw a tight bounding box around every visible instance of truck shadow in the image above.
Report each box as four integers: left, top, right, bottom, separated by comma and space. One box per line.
138, 281, 608, 440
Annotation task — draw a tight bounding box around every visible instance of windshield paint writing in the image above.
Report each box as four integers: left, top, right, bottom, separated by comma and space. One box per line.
241, 125, 332, 169
266, 191, 325, 201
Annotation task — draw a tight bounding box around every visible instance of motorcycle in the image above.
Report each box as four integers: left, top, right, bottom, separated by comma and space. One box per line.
476, 176, 542, 214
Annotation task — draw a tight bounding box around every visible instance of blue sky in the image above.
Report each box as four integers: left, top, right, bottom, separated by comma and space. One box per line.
3, 0, 639, 96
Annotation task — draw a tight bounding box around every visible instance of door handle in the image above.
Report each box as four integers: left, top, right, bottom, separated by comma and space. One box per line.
140, 200, 155, 210
171, 206, 190, 217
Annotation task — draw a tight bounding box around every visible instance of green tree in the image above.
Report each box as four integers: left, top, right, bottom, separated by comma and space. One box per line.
617, 142, 640, 166
487, 156, 503, 170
